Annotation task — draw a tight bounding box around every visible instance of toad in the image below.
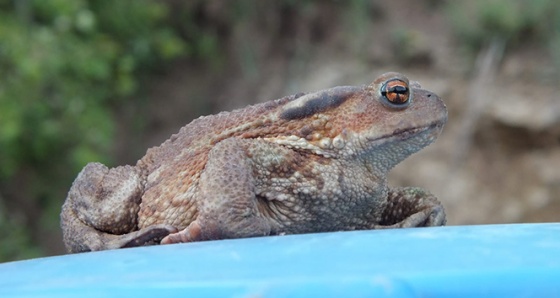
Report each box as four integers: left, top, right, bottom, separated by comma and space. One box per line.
61, 72, 447, 253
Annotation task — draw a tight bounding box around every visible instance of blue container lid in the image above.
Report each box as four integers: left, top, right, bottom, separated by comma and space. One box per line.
1, 223, 559, 297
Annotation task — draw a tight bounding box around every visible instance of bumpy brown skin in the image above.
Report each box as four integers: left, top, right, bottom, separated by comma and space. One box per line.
61, 72, 448, 253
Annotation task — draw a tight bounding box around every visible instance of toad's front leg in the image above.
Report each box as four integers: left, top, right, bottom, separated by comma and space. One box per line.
161, 138, 272, 244
61, 163, 176, 253
375, 187, 446, 229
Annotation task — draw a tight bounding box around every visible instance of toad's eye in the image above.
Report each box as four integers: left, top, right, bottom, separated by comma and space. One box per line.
381, 79, 410, 106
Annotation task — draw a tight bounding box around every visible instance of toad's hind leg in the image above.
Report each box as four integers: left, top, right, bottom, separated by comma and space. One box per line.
61, 162, 176, 253
161, 138, 272, 244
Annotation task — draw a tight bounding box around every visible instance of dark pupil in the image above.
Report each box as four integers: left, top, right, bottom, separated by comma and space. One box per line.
389, 85, 408, 94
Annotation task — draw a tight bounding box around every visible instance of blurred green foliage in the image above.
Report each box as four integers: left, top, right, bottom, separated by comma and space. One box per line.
446, 0, 560, 63
0, 197, 42, 261
0, 0, 185, 262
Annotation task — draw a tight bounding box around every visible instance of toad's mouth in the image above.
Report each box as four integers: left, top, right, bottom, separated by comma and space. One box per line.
367, 121, 444, 145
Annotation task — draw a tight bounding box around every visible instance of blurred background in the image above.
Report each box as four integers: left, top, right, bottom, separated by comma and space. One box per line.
1, 0, 559, 262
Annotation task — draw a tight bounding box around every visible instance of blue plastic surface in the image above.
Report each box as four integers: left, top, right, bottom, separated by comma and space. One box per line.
1, 223, 559, 297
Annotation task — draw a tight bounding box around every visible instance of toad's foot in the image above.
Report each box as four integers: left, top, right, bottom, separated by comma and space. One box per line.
375, 187, 446, 229
118, 225, 179, 248
160, 216, 271, 244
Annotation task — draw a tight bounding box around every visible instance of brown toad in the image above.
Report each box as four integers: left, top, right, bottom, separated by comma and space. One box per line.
61, 72, 447, 253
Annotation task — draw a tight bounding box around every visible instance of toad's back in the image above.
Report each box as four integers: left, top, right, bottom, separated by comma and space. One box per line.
136, 93, 304, 229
